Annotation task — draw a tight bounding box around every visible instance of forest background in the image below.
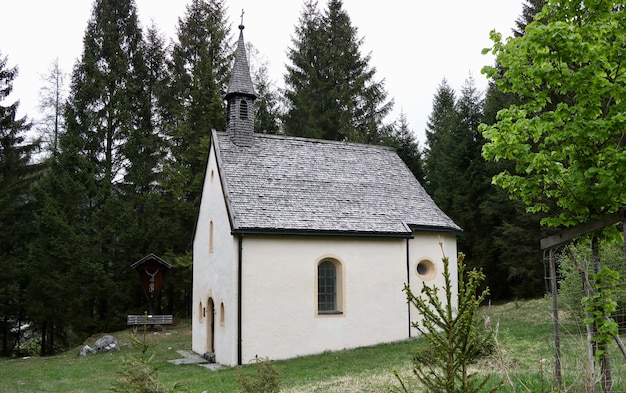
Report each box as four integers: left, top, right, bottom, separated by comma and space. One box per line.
0, 0, 549, 357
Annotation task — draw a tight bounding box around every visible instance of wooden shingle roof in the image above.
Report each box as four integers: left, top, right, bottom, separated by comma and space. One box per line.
213, 131, 461, 236
225, 25, 256, 99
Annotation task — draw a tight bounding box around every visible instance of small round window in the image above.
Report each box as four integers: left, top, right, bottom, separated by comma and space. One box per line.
416, 259, 436, 281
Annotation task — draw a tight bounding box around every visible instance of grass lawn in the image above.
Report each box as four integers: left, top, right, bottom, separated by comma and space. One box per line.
1, 298, 622, 392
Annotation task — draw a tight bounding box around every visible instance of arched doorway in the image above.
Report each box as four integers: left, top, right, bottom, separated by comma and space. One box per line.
206, 297, 215, 354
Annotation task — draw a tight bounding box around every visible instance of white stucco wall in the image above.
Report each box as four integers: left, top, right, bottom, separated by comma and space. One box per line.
237, 233, 455, 363
407, 233, 458, 335
192, 143, 239, 365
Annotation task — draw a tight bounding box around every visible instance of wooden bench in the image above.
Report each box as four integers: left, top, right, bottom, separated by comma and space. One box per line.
127, 314, 173, 331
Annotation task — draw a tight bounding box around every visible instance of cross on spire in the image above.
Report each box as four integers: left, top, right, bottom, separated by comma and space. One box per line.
240, 9, 245, 27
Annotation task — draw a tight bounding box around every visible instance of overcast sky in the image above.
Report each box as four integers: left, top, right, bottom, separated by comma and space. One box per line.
0, 0, 522, 144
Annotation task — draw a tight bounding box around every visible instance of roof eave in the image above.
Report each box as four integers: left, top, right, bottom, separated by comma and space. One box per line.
408, 224, 463, 236
232, 228, 414, 239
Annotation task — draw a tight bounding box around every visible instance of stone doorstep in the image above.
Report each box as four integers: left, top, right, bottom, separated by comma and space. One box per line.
168, 349, 222, 370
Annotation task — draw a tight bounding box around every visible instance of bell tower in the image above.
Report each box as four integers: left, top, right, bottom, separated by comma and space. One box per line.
225, 20, 257, 147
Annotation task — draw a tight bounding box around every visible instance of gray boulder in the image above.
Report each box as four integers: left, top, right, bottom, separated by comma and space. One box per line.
94, 335, 119, 352
77, 345, 96, 356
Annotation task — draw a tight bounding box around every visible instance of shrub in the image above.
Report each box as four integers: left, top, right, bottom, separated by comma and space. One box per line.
556, 240, 626, 330
395, 242, 500, 393
236, 355, 282, 393
111, 318, 182, 393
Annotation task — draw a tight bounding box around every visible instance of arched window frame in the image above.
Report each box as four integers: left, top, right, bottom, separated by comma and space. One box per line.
316, 258, 344, 315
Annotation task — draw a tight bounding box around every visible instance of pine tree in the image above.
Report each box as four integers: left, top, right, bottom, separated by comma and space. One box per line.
283, 0, 323, 139
423, 77, 539, 299
0, 53, 42, 355
253, 62, 281, 134
389, 111, 424, 182
425, 77, 485, 261
513, 0, 547, 37
28, 156, 100, 354
283, 0, 392, 143
120, 24, 169, 256
161, 0, 232, 315
164, 0, 230, 236
54, 0, 150, 331
36, 58, 67, 157
424, 79, 457, 206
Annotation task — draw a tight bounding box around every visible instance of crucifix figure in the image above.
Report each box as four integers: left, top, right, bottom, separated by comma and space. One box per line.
145, 269, 159, 294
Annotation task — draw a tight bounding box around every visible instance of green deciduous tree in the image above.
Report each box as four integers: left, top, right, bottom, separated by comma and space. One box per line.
283, 0, 393, 143
481, 1, 626, 228
482, 4, 626, 386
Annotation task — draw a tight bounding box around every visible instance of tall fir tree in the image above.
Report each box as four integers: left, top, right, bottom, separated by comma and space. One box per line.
425, 77, 485, 262
28, 153, 101, 354
423, 77, 545, 299
513, 0, 547, 37
120, 24, 169, 254
253, 62, 281, 134
161, 0, 232, 315
283, 0, 392, 143
0, 53, 41, 356
37, 0, 153, 336
282, 0, 323, 139
36, 58, 67, 157
164, 0, 230, 242
424, 79, 457, 206
389, 111, 424, 182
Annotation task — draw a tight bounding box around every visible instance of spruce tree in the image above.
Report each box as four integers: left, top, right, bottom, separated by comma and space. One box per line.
120, 24, 169, 256
513, 0, 547, 37
425, 77, 486, 265
56, 0, 150, 330
161, 0, 231, 315
389, 111, 424, 182
0, 53, 41, 356
36, 58, 66, 156
28, 155, 99, 354
283, 0, 393, 143
424, 79, 457, 207
423, 77, 537, 299
253, 62, 281, 134
283, 0, 323, 139
164, 0, 230, 239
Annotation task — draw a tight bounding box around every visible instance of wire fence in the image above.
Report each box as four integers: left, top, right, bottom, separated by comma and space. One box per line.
545, 241, 626, 393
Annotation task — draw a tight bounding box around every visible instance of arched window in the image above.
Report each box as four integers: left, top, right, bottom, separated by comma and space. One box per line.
317, 260, 343, 314
220, 302, 225, 325
239, 99, 248, 119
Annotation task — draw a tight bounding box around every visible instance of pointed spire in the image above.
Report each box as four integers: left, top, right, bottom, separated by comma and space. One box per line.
226, 24, 256, 99
225, 20, 256, 146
